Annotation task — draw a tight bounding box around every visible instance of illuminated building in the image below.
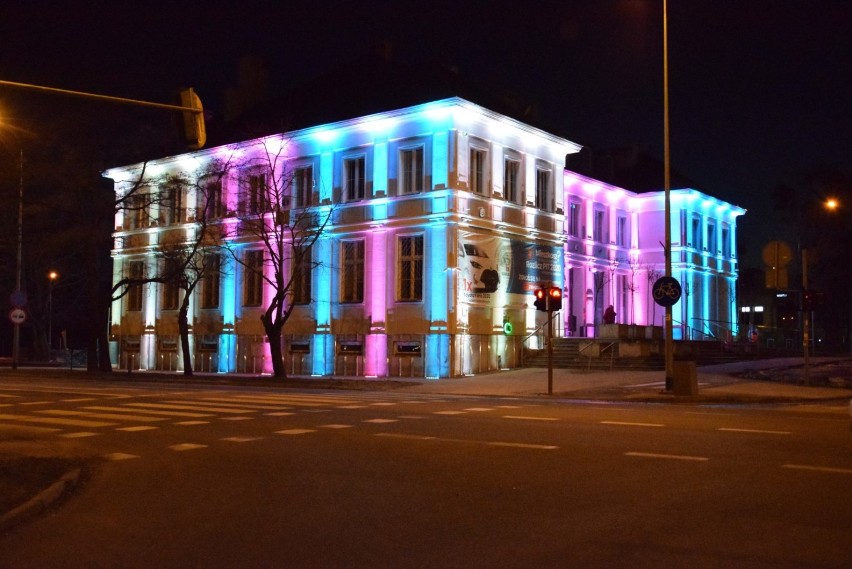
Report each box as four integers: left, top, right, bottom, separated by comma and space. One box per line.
106, 97, 745, 377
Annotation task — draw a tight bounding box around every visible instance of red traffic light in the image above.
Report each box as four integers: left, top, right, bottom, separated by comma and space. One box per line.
547, 286, 562, 311
533, 288, 547, 311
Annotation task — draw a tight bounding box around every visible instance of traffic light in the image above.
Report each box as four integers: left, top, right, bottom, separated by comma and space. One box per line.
548, 287, 562, 311
177, 87, 206, 150
533, 288, 547, 311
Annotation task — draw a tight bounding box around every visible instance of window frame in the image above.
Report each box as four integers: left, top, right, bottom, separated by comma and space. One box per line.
126, 260, 144, 312
242, 250, 264, 307
200, 253, 221, 309
469, 146, 488, 195
340, 240, 365, 304
292, 164, 313, 208
503, 157, 521, 204
399, 146, 424, 195
535, 167, 551, 211
343, 155, 366, 202
292, 246, 312, 305
397, 234, 424, 302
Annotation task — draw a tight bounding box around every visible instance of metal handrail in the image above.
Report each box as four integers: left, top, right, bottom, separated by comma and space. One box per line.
519, 311, 560, 367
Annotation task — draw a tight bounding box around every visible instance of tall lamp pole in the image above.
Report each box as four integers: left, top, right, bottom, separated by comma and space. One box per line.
663, 0, 675, 388
12, 149, 24, 370
48, 271, 58, 353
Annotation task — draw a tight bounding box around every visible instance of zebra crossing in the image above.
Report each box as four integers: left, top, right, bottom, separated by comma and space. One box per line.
0, 390, 464, 438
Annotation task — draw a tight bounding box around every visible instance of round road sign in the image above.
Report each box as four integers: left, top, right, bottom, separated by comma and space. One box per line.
9, 308, 27, 325
652, 276, 682, 307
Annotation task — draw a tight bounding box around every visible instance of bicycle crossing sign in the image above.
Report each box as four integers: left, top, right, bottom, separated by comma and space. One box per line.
652, 276, 682, 307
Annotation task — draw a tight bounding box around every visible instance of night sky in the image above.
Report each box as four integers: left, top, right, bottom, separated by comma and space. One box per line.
2, 0, 850, 266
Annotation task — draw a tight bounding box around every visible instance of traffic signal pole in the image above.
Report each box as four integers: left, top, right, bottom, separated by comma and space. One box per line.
547, 311, 553, 395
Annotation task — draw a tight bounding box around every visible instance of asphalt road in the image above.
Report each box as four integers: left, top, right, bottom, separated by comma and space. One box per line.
1, 377, 850, 568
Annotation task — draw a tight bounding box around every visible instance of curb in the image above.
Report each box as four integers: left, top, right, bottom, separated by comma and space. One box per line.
0, 468, 81, 533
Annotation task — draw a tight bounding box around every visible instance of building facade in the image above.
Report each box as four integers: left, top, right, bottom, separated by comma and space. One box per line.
107, 98, 745, 378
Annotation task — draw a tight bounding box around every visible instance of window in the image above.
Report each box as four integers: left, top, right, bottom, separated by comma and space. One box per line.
126, 261, 144, 311
400, 147, 424, 195
240, 170, 268, 215
616, 216, 627, 247
201, 254, 220, 309
722, 225, 731, 257
470, 148, 487, 194
341, 240, 365, 303
243, 250, 264, 306
535, 169, 551, 211
398, 235, 423, 301
163, 185, 184, 225
126, 192, 148, 230
292, 247, 312, 305
568, 202, 581, 237
344, 156, 366, 202
293, 166, 313, 208
161, 258, 181, 311
593, 209, 605, 243
691, 216, 702, 250
504, 158, 520, 204
200, 180, 223, 220
707, 222, 716, 253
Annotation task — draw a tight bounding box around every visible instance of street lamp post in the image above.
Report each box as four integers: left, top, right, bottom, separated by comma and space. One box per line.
12, 149, 24, 370
48, 271, 58, 354
663, 0, 675, 389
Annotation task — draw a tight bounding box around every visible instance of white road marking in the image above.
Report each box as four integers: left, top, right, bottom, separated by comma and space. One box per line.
19, 401, 52, 406
319, 424, 353, 429
218, 416, 253, 421
104, 453, 139, 461
374, 433, 558, 450
337, 405, 368, 409
60, 398, 97, 402
363, 418, 398, 423
717, 427, 791, 435
496, 405, 522, 409
434, 411, 466, 415
503, 415, 558, 421
601, 421, 664, 428
488, 441, 559, 450
196, 398, 293, 410
174, 420, 210, 426
625, 452, 709, 462
0, 413, 115, 428
464, 408, 494, 412
370, 402, 396, 406
275, 429, 317, 435
222, 436, 263, 443
116, 426, 159, 432
782, 464, 852, 475
60, 432, 99, 438
170, 443, 207, 451
266, 412, 295, 416
124, 403, 256, 414
37, 410, 167, 422
85, 406, 213, 418
0, 423, 61, 434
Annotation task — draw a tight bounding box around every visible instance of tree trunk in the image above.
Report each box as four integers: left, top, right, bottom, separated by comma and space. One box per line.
261, 313, 286, 378
178, 301, 193, 377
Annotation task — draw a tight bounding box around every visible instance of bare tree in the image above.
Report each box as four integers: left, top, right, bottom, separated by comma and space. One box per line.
223, 138, 332, 378
154, 163, 229, 376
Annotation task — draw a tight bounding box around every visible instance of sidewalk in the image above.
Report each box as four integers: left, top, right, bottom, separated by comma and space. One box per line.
403, 357, 852, 403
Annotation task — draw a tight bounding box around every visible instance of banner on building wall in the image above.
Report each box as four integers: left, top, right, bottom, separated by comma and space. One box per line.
458, 231, 562, 306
